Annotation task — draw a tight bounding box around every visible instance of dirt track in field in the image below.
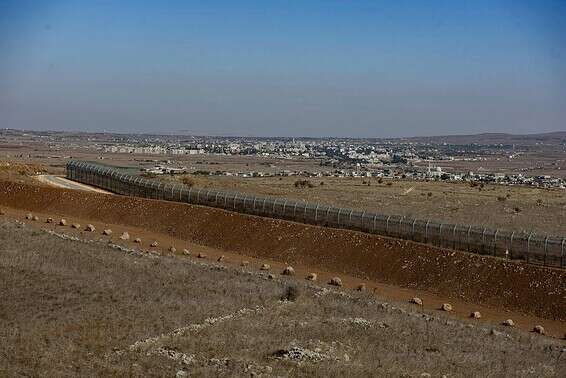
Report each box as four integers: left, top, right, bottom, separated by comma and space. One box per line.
1, 180, 565, 324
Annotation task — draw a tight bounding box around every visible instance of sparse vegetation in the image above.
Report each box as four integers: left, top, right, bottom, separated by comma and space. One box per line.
294, 179, 314, 189
1, 220, 563, 377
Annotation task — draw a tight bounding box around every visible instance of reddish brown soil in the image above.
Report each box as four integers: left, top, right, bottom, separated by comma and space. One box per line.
1, 180, 565, 323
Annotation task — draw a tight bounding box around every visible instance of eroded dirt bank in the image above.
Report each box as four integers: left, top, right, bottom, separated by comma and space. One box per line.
1, 180, 565, 321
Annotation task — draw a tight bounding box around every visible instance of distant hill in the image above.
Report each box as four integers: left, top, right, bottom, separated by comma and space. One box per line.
393, 132, 566, 145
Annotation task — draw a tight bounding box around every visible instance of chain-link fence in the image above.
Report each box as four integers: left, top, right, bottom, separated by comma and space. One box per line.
66, 160, 565, 268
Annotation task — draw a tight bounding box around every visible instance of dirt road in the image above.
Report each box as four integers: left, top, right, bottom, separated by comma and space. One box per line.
35, 174, 111, 193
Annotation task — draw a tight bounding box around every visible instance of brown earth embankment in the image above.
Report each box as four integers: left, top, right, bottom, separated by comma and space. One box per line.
1, 180, 564, 321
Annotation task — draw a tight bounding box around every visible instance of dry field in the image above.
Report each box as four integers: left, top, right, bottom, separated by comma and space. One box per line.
1, 219, 565, 377
159, 174, 566, 236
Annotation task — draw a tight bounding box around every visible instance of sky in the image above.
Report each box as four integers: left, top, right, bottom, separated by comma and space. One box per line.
0, 0, 565, 138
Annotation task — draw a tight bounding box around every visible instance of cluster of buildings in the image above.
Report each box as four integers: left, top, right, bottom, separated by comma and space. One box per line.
2, 128, 564, 189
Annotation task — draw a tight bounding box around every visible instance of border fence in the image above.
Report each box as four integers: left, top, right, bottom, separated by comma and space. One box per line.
66, 160, 565, 269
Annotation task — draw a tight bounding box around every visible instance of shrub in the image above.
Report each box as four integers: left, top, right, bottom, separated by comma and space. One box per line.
294, 180, 314, 189
182, 176, 195, 187
281, 284, 300, 302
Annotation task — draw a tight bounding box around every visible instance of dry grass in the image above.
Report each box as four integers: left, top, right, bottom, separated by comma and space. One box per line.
0, 219, 564, 377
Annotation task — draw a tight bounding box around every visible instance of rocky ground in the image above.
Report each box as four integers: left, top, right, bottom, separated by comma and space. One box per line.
1, 219, 565, 377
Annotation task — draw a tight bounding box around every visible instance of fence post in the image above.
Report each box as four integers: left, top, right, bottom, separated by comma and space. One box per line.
452, 224, 457, 250
386, 215, 391, 235
349, 210, 354, 227
196, 188, 203, 204
272, 198, 278, 214
398, 216, 404, 237
283, 200, 288, 216
493, 229, 499, 256
561, 238, 565, 268
233, 193, 238, 209
425, 220, 430, 242
412, 219, 417, 239
360, 211, 365, 230
527, 232, 534, 263
157, 183, 163, 199
242, 194, 248, 209
481, 228, 487, 254
508, 231, 514, 259
543, 236, 549, 266
439, 223, 443, 247
337, 208, 342, 226
466, 225, 472, 251
293, 202, 298, 218
315, 204, 319, 222
215, 192, 220, 205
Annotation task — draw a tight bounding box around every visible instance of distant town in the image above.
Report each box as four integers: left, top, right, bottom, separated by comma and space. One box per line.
1, 128, 565, 189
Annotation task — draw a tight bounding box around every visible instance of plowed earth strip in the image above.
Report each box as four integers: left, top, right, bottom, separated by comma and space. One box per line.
1, 180, 565, 331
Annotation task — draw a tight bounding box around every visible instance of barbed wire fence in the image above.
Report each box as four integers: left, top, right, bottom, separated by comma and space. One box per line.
66, 160, 565, 269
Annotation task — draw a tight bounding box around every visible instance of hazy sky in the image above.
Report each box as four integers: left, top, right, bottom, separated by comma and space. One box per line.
1, 1, 565, 137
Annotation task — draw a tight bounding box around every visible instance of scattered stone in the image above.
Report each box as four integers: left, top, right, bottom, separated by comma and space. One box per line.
533, 325, 545, 335
217, 255, 225, 262
502, 319, 515, 327
268, 274, 275, 280
282, 266, 295, 276
470, 311, 482, 319
441, 303, 453, 312
46, 217, 53, 223
59, 219, 67, 226
306, 272, 317, 281
197, 252, 207, 258
260, 263, 271, 271
272, 346, 330, 362
84, 224, 95, 232
134, 238, 142, 243
356, 283, 366, 291
119, 232, 130, 240
25, 213, 33, 220
490, 329, 504, 337
169, 246, 177, 253
328, 277, 343, 287
421, 373, 432, 378
241, 260, 250, 267
150, 241, 159, 247
103, 229, 113, 236
32, 216, 39, 221
410, 297, 423, 306
71, 223, 81, 229
182, 249, 190, 256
